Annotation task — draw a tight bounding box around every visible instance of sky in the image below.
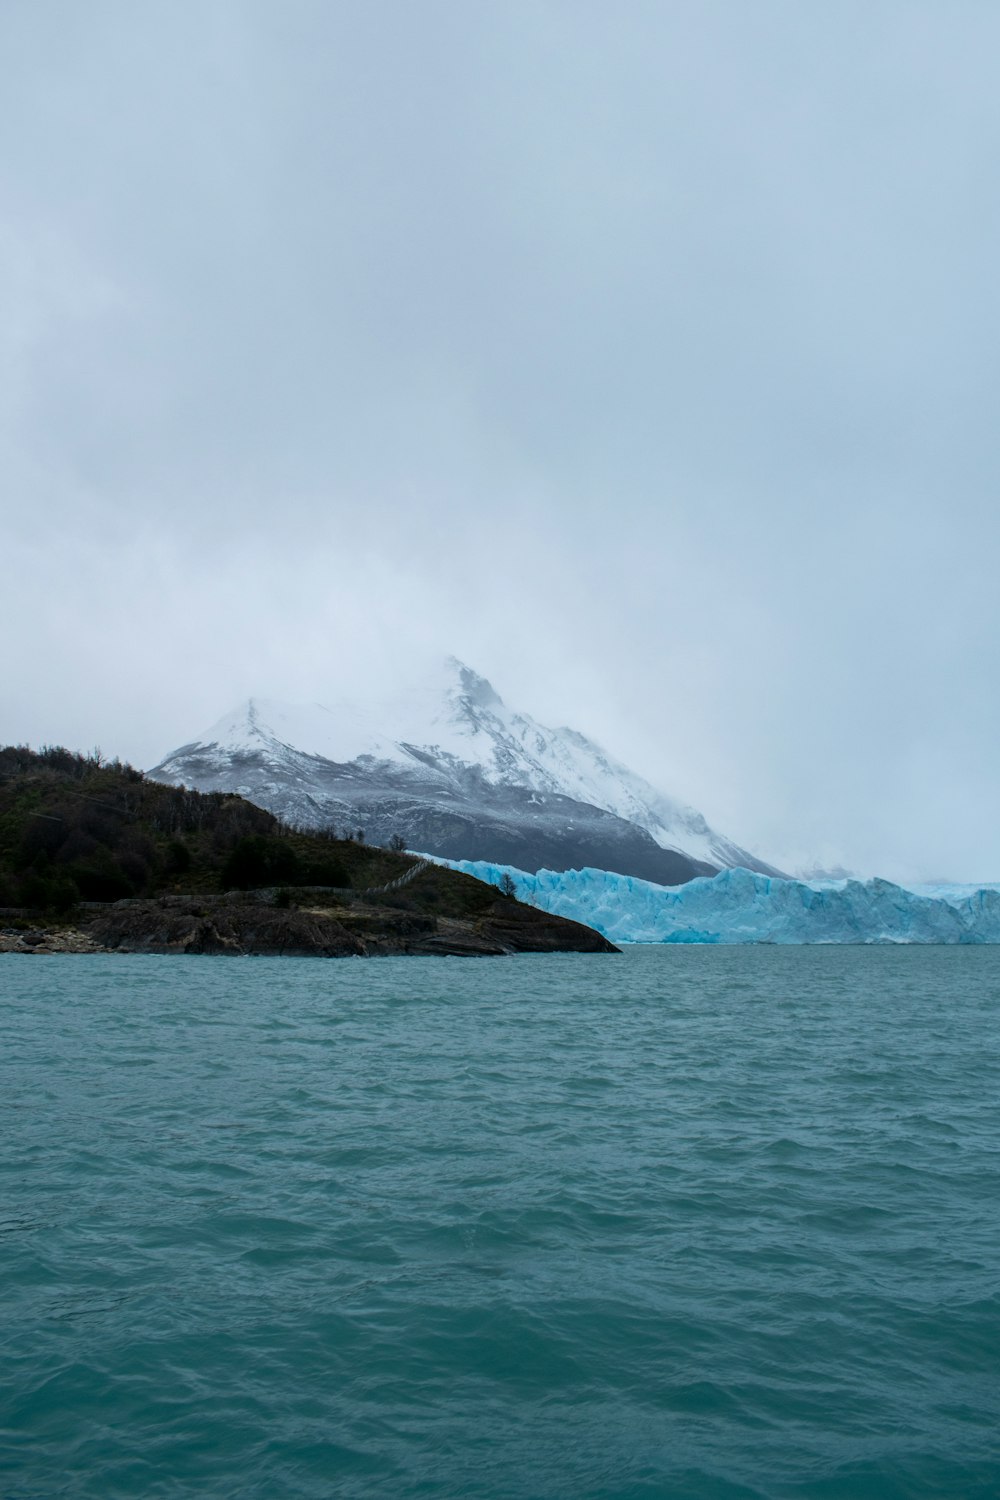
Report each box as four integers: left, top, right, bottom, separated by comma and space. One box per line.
3, 0, 999, 882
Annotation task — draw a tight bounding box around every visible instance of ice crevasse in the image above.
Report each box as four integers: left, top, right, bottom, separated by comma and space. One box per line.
431, 861, 1000, 944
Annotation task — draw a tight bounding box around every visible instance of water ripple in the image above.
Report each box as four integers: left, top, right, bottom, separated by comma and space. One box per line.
1, 946, 999, 1498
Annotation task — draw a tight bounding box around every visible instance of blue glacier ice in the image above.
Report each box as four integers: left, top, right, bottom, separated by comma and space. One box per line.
432, 860, 1000, 944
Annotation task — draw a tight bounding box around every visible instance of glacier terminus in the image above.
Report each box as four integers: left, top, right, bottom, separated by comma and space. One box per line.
436, 863, 1000, 946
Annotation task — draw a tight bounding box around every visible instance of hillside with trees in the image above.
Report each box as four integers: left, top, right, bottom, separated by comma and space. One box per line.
0, 745, 407, 910
0, 747, 617, 957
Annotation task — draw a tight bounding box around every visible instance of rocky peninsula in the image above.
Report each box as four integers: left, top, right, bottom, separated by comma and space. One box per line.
0, 746, 617, 958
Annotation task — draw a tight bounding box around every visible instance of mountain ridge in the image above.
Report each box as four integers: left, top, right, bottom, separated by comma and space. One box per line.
150, 659, 781, 884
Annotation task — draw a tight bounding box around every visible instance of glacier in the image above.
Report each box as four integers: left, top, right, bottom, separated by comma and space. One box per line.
432, 861, 1000, 944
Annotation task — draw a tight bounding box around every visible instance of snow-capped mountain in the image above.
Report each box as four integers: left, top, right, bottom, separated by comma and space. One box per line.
150, 658, 780, 884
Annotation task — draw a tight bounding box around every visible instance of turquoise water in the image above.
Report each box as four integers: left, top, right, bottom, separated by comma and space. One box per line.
2, 948, 999, 1500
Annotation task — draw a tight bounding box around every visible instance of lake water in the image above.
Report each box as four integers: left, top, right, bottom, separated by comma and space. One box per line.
2, 947, 999, 1499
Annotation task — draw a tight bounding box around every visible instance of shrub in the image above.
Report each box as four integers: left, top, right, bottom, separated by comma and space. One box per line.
67, 862, 135, 902
18, 871, 80, 911
18, 871, 52, 909
299, 858, 349, 888
165, 840, 192, 875
18, 816, 67, 864
222, 835, 301, 890
47, 876, 80, 914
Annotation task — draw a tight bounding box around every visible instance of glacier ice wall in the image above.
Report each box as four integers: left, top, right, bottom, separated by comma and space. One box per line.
433, 860, 1000, 944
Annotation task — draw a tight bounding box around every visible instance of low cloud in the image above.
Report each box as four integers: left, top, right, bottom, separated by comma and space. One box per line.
3, 1, 999, 881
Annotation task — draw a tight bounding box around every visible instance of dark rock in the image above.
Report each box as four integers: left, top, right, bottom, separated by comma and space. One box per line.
83, 893, 618, 958
150, 745, 718, 885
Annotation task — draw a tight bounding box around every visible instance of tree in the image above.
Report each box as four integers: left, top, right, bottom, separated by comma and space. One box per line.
165, 839, 192, 875
388, 834, 407, 852
497, 872, 518, 899
221, 835, 300, 890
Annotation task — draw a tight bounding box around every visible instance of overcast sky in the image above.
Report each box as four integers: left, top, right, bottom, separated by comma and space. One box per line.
3, 1, 999, 881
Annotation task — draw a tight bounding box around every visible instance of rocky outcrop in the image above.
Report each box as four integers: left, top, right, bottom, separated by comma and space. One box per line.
5, 892, 619, 958
0, 927, 108, 955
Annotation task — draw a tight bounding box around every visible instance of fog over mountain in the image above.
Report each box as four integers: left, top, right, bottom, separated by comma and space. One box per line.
150, 656, 783, 884
3, 2, 1000, 882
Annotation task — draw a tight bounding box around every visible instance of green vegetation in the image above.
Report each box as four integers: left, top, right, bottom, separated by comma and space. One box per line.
0, 746, 413, 913
0, 748, 621, 955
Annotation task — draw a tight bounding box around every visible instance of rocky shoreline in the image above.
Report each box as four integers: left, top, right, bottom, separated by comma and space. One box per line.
1, 890, 618, 958
1, 926, 108, 955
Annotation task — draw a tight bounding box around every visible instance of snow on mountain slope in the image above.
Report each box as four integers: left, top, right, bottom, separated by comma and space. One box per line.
152, 658, 776, 876
436, 861, 1000, 945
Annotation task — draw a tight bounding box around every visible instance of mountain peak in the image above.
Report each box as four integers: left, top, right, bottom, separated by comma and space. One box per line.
446, 657, 503, 711
150, 657, 779, 878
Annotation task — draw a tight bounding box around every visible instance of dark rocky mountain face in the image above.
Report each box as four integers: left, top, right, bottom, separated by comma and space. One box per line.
149, 743, 716, 884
